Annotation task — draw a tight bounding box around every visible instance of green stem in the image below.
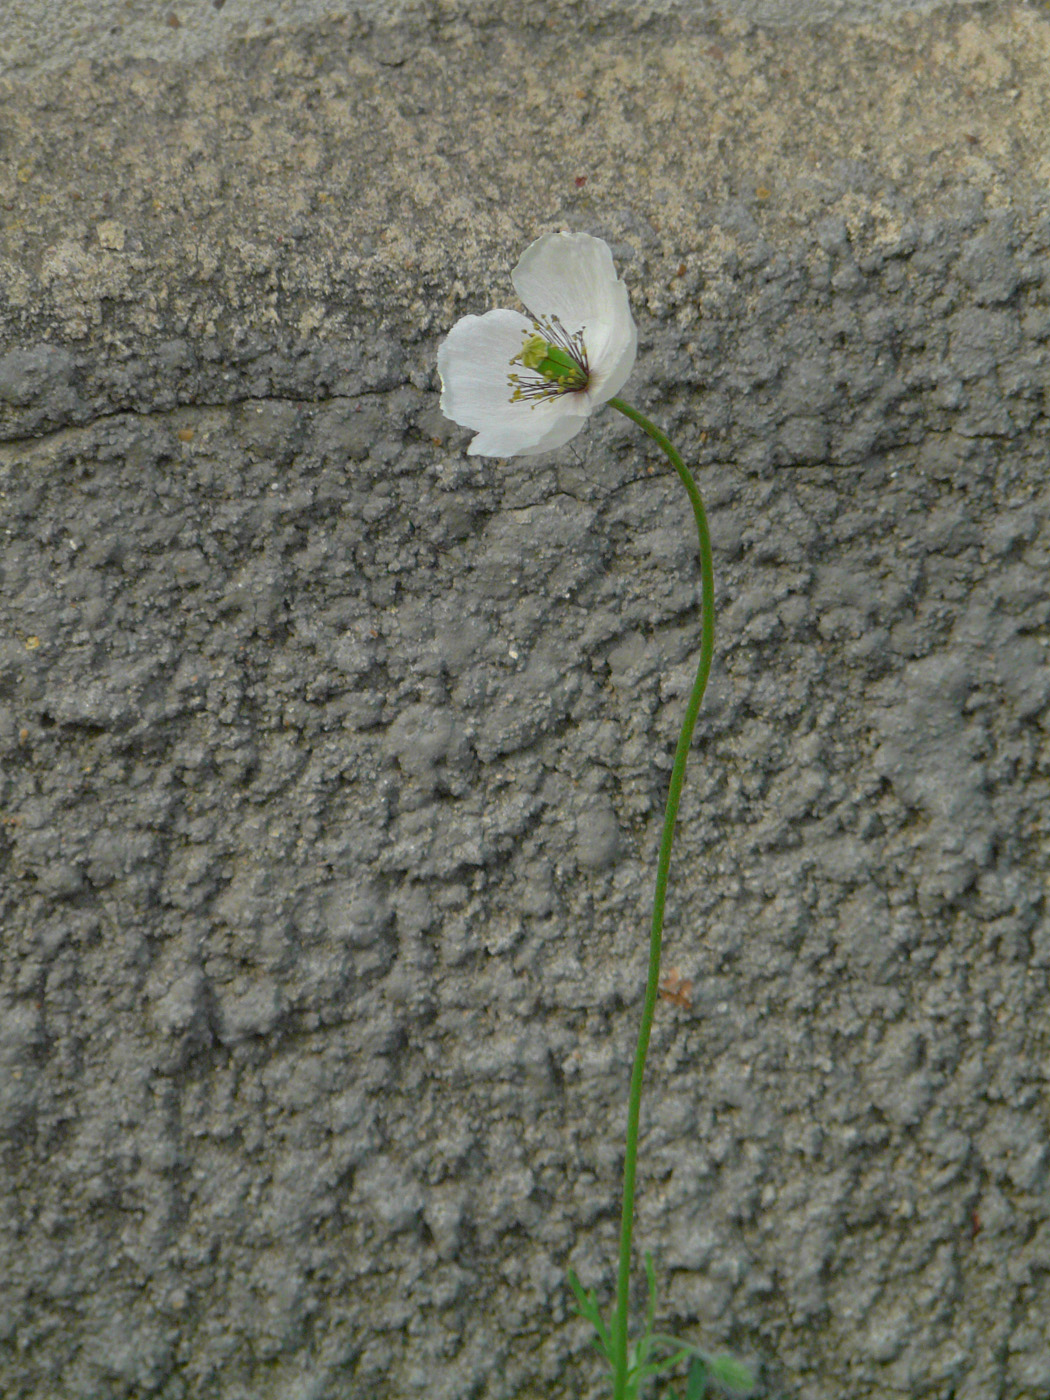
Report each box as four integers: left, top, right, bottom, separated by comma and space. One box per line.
605, 398, 715, 1400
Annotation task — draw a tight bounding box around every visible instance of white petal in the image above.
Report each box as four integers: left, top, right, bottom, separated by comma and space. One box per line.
471, 409, 588, 458
585, 310, 637, 406
438, 308, 589, 458
512, 231, 637, 401
438, 309, 532, 428
513, 232, 619, 333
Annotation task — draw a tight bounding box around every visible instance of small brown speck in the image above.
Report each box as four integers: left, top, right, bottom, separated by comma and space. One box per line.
574, 176, 587, 188
177, 428, 195, 443
659, 967, 693, 1010
166, 12, 181, 28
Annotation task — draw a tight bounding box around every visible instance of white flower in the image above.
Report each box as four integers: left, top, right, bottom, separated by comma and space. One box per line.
437, 231, 638, 458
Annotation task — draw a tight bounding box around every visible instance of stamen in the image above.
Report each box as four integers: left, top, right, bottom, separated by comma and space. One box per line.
507, 315, 590, 406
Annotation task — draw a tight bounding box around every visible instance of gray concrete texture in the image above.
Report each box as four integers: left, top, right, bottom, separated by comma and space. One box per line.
1, 1, 1050, 1397
0, 0, 999, 74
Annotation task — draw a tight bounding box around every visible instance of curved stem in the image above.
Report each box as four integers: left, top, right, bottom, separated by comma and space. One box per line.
605, 398, 715, 1400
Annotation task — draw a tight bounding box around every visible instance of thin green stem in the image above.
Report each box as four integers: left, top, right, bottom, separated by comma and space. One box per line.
606, 398, 716, 1400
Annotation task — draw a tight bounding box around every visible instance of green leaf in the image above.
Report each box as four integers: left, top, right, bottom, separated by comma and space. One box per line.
632, 1351, 691, 1385
707, 1353, 755, 1395
566, 1270, 611, 1358
631, 1328, 654, 1373
685, 1355, 709, 1400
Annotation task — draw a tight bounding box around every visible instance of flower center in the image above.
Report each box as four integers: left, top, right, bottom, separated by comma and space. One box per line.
508, 317, 590, 404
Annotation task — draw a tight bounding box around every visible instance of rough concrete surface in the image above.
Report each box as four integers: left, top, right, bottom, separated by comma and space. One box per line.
1, 2, 1050, 1398
0, 0, 999, 76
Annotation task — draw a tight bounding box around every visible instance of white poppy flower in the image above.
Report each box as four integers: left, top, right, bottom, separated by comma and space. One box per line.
437, 231, 638, 458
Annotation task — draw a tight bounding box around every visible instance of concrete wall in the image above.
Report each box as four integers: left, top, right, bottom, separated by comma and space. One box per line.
2, 3, 1049, 1398
0, 0, 997, 75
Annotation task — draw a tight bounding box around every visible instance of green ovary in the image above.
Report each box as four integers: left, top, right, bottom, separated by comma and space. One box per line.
517, 334, 588, 389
